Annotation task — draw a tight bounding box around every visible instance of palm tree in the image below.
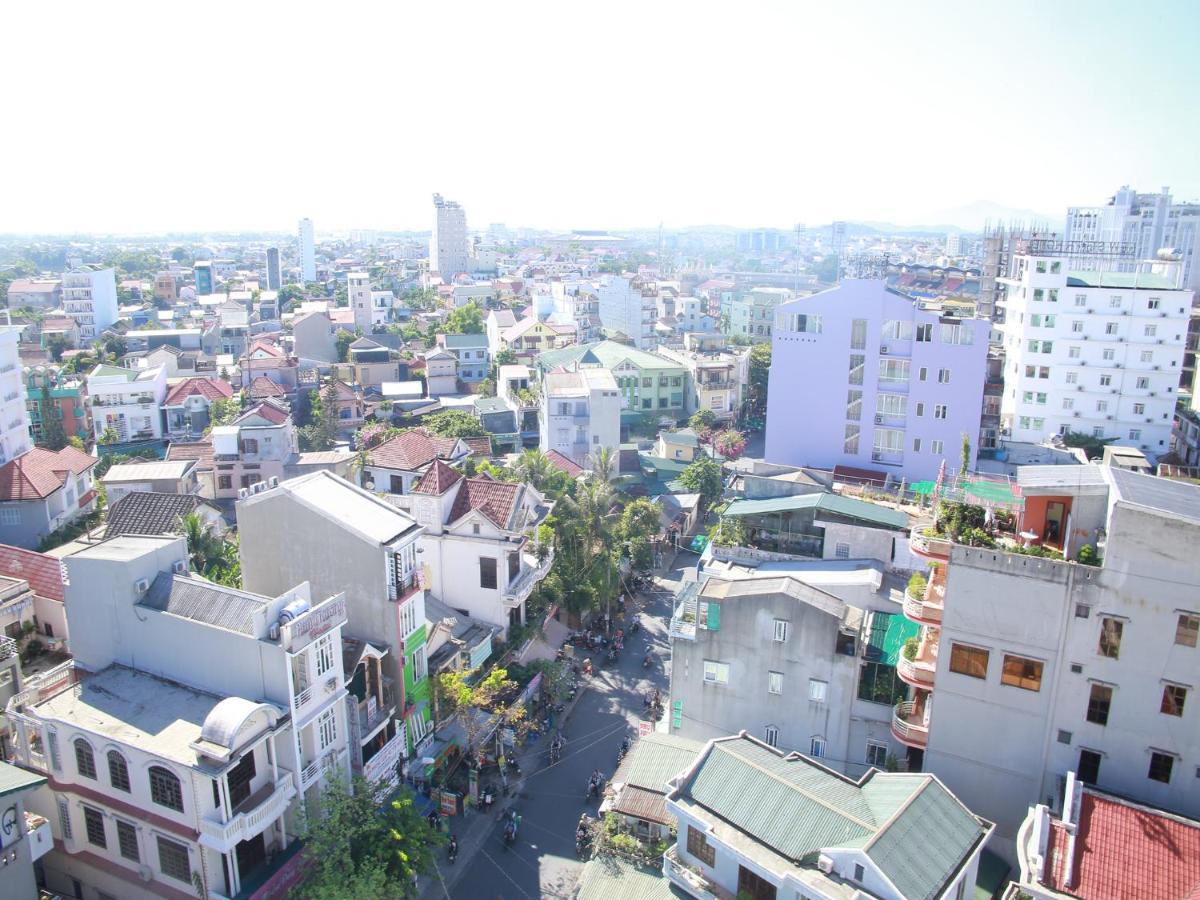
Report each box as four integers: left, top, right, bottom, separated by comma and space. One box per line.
588, 446, 614, 484
514, 449, 552, 490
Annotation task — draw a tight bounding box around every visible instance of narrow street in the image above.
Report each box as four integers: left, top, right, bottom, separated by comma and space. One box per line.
425, 554, 693, 900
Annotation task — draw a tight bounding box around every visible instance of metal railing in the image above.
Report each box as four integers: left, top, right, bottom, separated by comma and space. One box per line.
909, 527, 952, 559
892, 700, 929, 747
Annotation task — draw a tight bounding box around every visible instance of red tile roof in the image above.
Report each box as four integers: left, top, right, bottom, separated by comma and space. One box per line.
462, 436, 493, 458
247, 376, 286, 399
235, 400, 290, 426
370, 429, 461, 471
245, 338, 285, 359
1044, 789, 1200, 900
412, 459, 463, 495
164, 377, 234, 406
0, 447, 97, 502
545, 449, 584, 478
165, 440, 214, 471
0, 544, 64, 601
449, 477, 521, 528
331, 380, 358, 400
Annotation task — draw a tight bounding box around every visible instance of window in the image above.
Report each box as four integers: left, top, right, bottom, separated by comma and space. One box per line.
1148, 298, 1160, 310
878, 359, 910, 383
1161, 685, 1187, 717
1109, 296, 1122, 308
1036, 261, 1047, 274
74, 739, 96, 779
843, 424, 860, 454
876, 393, 907, 416
1140, 350, 1154, 363
1133, 403, 1145, 415
768, 671, 783, 695
218, 475, 232, 490
1001, 655, 1044, 692
1078, 749, 1101, 784
1074, 294, 1087, 306
849, 354, 865, 386
687, 826, 716, 866
642, 378, 652, 388
1176, 614, 1199, 648
1096, 400, 1108, 413
764, 725, 779, 747
936, 368, 952, 384
1057, 730, 1073, 745
149, 766, 184, 812
315, 634, 335, 677
773, 619, 789, 643
915, 323, 932, 342
1099, 374, 1111, 386
834, 541, 851, 559
1066, 372, 1078, 384
702, 660, 730, 685
931, 439, 944, 454
810, 737, 826, 758
108, 751, 130, 792
83, 806, 106, 848
117, 820, 140, 861
1144, 324, 1157, 337
1098, 618, 1123, 659
413, 645, 427, 681
850, 319, 868, 349
1136, 377, 1149, 389
479, 557, 498, 590
846, 389, 863, 421
912, 438, 922, 452
157, 836, 192, 883
949, 643, 989, 679
854, 862, 866, 882
1129, 429, 1141, 441
918, 366, 928, 382
1086, 684, 1112, 725
1075, 603, 1090, 619
1072, 320, 1084, 333
866, 741, 888, 768
318, 708, 338, 750
1041, 341, 1053, 354
934, 404, 948, 419
1148, 752, 1174, 784
915, 402, 925, 416
1062, 398, 1074, 410
808, 679, 827, 702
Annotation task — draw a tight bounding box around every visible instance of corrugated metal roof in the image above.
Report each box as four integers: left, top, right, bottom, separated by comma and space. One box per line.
576, 854, 684, 900
617, 733, 703, 793
140, 573, 266, 635
0, 761, 46, 799
865, 779, 987, 900
612, 785, 672, 825
722, 493, 909, 529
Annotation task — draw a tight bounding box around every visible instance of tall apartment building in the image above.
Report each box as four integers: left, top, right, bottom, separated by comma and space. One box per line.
997, 250, 1189, 455
0, 325, 33, 465
596, 275, 658, 349
539, 367, 621, 469
297, 217, 316, 283
765, 280, 990, 482
1066, 186, 1200, 291
264, 246, 282, 290
721, 287, 790, 341
61, 267, 118, 342
906, 463, 1200, 858
193, 261, 214, 296
7, 535, 352, 900
430, 194, 469, 282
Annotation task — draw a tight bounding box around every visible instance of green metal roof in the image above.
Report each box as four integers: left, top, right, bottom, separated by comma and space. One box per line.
620, 733, 704, 793
91, 363, 136, 380
682, 736, 986, 899
1067, 271, 1179, 290
535, 340, 686, 374
864, 611, 920, 666
722, 493, 909, 530
0, 762, 46, 799
576, 854, 686, 900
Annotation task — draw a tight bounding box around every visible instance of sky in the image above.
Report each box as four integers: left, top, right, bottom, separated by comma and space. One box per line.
4, 0, 1199, 235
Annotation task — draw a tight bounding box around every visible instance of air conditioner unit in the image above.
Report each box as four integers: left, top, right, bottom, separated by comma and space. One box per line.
1073, 411, 1080, 418
817, 854, 835, 875
1117, 337, 1125, 342
874, 414, 884, 425
238, 488, 250, 499
880, 346, 890, 355
172, 560, 187, 575
1161, 312, 1168, 318
1082, 335, 1089, 340
1114, 363, 1121, 368
871, 452, 885, 462
1121, 310, 1129, 316
134, 578, 149, 595
1111, 388, 1119, 394
325, 677, 338, 694
1153, 365, 1160, 370
1080, 361, 1087, 366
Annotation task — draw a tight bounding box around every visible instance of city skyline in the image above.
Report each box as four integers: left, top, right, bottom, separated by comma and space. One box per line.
4, 1, 1198, 234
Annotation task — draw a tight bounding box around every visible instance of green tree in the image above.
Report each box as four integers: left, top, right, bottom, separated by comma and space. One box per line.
443, 302, 484, 335
688, 408, 717, 435
959, 432, 972, 480
99, 426, 119, 445
551, 475, 620, 617
182, 513, 242, 587
67, 435, 85, 451
745, 343, 771, 423
208, 395, 242, 429
678, 455, 723, 507
300, 382, 340, 451
336, 329, 357, 362
421, 409, 487, 439
44, 335, 68, 363
712, 428, 747, 460
278, 284, 305, 307
36, 380, 68, 451
435, 667, 530, 758
170, 247, 189, 263
588, 445, 615, 483
616, 498, 662, 572
813, 254, 839, 283
297, 774, 445, 900
512, 449, 572, 498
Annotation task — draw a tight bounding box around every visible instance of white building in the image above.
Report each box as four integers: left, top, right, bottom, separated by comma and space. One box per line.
347, 272, 373, 333
7, 535, 352, 900
596, 275, 657, 349
298, 217, 316, 283
388, 460, 553, 638
998, 252, 1189, 456
908, 463, 1200, 859
1066, 185, 1200, 291
539, 367, 621, 469
86, 363, 168, 442
658, 333, 749, 423
61, 267, 118, 342
0, 325, 32, 465
430, 194, 469, 282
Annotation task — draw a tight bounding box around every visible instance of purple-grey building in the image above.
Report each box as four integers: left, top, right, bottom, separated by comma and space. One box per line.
765, 279, 990, 482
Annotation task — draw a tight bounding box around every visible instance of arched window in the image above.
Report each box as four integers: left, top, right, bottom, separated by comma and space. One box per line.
74, 739, 96, 780
107, 750, 131, 792
149, 766, 183, 812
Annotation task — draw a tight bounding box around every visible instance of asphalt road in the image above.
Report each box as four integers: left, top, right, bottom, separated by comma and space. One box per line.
427, 558, 689, 900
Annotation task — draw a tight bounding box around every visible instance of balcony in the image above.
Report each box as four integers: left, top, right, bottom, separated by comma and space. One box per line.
300, 748, 346, 789
358, 683, 396, 739
663, 845, 732, 900
503, 552, 553, 607
902, 577, 944, 626
669, 588, 699, 641
199, 772, 296, 852
909, 525, 952, 560
892, 699, 930, 748
897, 640, 938, 688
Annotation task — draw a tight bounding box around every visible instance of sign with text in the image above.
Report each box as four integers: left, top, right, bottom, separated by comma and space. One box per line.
282, 595, 347, 652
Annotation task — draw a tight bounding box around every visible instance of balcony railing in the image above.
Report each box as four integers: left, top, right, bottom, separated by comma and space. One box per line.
198, 772, 296, 852
503, 552, 553, 606
892, 700, 930, 748
897, 643, 938, 687
909, 527, 952, 559
359, 685, 396, 737
663, 845, 731, 900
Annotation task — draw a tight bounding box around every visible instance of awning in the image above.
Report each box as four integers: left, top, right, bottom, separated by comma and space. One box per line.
863, 611, 919, 665
833, 464, 888, 486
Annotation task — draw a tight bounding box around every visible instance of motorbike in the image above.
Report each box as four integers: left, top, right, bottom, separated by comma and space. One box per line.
502, 810, 519, 848
575, 816, 593, 858
606, 647, 617, 662
508, 756, 522, 777
630, 619, 640, 634
447, 836, 458, 863
479, 789, 495, 810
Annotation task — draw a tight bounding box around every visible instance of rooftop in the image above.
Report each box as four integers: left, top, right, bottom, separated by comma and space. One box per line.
721, 492, 910, 530
0, 761, 45, 800
104, 492, 214, 539
88, 363, 163, 383
242, 470, 420, 546
0, 446, 97, 502
370, 428, 463, 471
101, 460, 195, 483
1107, 464, 1200, 525
163, 376, 234, 406
140, 572, 271, 636
0, 544, 64, 601
1066, 271, 1180, 290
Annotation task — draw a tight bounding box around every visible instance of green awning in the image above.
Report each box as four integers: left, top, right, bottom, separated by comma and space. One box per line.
963, 479, 1022, 506
909, 480, 938, 496
864, 612, 919, 665
689, 534, 710, 553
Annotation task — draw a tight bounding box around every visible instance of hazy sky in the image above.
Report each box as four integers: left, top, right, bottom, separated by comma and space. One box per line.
5, 1, 1198, 234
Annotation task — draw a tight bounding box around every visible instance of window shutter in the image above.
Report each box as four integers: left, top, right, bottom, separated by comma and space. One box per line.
707, 602, 720, 631
671, 700, 683, 729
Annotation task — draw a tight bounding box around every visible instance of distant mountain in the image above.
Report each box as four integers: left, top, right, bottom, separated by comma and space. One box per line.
915, 200, 1060, 232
